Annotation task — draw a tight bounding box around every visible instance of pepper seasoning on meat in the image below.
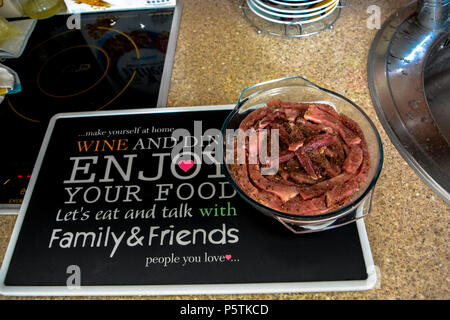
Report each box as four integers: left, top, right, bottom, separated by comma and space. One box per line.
231, 100, 370, 216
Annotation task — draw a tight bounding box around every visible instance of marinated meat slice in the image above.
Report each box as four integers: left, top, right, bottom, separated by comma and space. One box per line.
298, 173, 352, 200
342, 145, 363, 174
279, 102, 309, 122
257, 121, 270, 129
324, 137, 347, 161
268, 122, 304, 151
268, 123, 291, 146
232, 163, 260, 200
234, 167, 284, 210
254, 189, 284, 211
315, 103, 340, 119
279, 151, 295, 164
265, 174, 299, 187
286, 123, 305, 151
295, 118, 322, 132
265, 150, 295, 169
338, 135, 350, 156
283, 107, 303, 122
304, 105, 361, 145
239, 108, 268, 130
258, 110, 286, 128
325, 178, 361, 207
301, 196, 328, 215
278, 158, 299, 180
339, 114, 371, 183
278, 169, 290, 182
248, 164, 299, 203
287, 170, 318, 185
232, 146, 285, 210
296, 117, 335, 135
295, 147, 319, 180
324, 146, 338, 158
303, 133, 339, 152
279, 158, 317, 185
339, 113, 363, 135
282, 195, 327, 216
327, 158, 342, 177
310, 150, 341, 178
282, 157, 301, 168
354, 147, 370, 184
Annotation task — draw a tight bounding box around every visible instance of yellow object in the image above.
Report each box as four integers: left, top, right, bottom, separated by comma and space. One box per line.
308, 0, 338, 20
0, 17, 22, 45
312, 0, 337, 7
74, 0, 111, 8
19, 0, 65, 19
0, 88, 8, 95
311, 0, 338, 12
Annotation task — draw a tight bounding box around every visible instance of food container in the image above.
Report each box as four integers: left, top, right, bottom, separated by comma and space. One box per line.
221, 76, 383, 233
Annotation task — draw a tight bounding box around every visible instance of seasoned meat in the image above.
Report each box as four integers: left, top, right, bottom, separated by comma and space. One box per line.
231, 100, 370, 216
325, 178, 361, 207
298, 173, 353, 200
286, 123, 306, 151
258, 110, 286, 128
315, 103, 340, 119
342, 145, 363, 174
248, 164, 299, 202
304, 105, 361, 145
269, 123, 295, 147
282, 195, 328, 216
279, 158, 317, 185
265, 150, 295, 170
283, 107, 303, 122
303, 133, 339, 152
295, 146, 319, 180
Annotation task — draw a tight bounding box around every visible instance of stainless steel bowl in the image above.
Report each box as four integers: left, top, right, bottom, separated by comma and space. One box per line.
367, 0, 450, 204
221, 76, 384, 233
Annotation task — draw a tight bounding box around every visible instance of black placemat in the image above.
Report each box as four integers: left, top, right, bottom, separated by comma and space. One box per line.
1, 107, 370, 292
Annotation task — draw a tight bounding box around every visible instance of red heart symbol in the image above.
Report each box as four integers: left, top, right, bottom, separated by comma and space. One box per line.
178, 160, 194, 172
225, 254, 232, 261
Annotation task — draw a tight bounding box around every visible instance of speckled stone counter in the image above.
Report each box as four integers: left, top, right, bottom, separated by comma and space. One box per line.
0, 0, 448, 300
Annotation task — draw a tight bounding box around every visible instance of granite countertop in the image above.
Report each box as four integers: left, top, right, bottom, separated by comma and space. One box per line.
0, 0, 448, 300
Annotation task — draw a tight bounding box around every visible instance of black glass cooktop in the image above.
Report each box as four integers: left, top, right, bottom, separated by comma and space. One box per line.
0, 7, 181, 211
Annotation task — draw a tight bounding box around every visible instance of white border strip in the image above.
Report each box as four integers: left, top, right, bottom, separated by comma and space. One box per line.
156, 2, 183, 108
0, 105, 376, 296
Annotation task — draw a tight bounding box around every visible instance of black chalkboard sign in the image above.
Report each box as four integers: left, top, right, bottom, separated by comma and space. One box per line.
0, 106, 376, 295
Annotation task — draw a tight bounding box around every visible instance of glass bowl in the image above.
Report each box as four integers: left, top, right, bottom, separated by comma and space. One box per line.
221, 76, 383, 233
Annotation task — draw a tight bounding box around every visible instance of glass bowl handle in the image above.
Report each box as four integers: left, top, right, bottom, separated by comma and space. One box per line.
236, 76, 320, 107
